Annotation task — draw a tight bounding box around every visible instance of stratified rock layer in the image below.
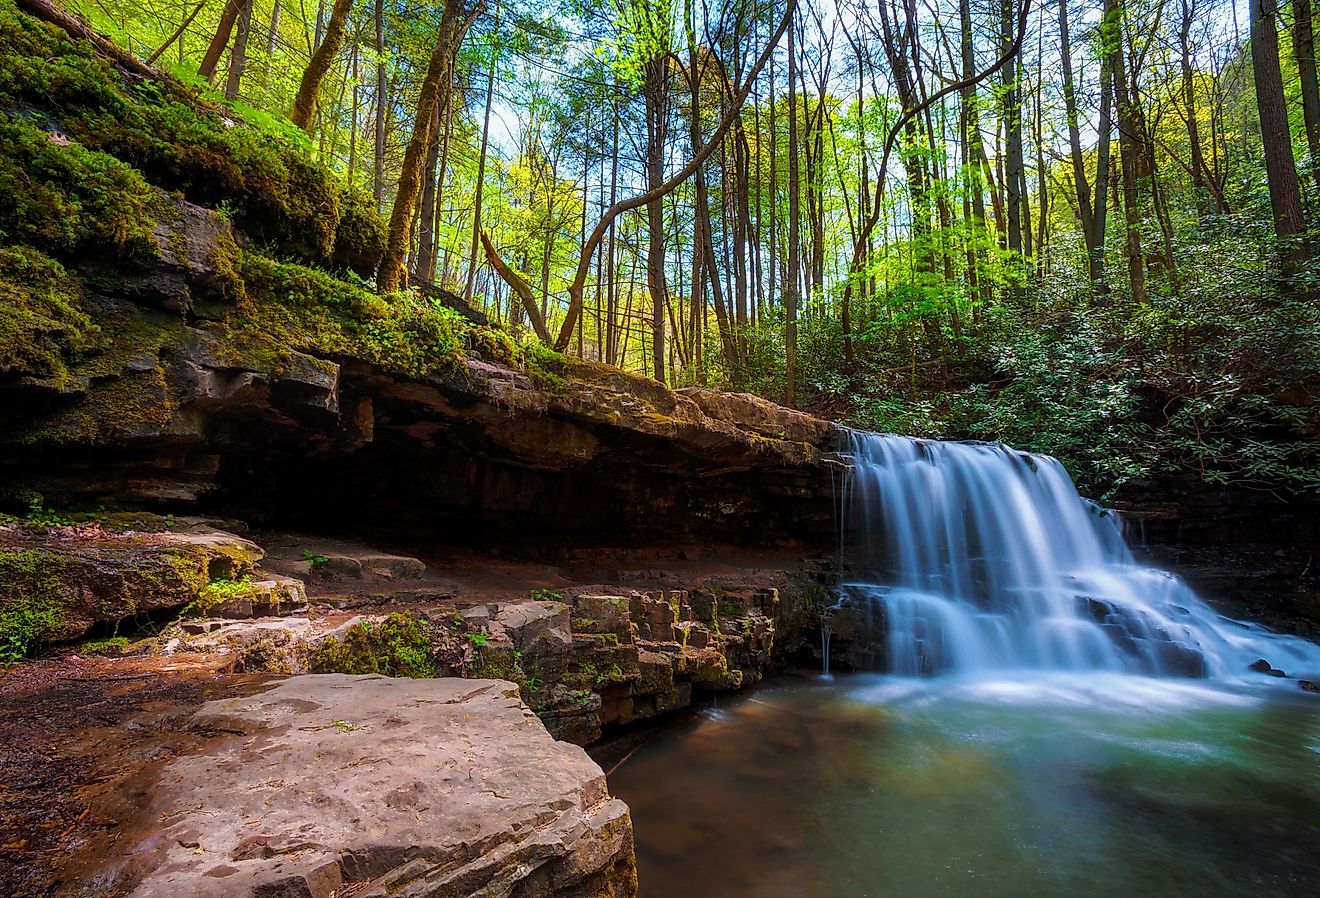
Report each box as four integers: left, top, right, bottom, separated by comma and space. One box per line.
125, 674, 637, 898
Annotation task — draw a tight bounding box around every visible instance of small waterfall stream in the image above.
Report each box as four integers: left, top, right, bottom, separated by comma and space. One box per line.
837, 431, 1320, 679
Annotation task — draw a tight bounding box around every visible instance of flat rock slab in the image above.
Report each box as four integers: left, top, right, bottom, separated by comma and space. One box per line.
125, 674, 637, 898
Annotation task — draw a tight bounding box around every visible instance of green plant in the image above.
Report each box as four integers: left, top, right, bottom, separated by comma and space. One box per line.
81, 636, 130, 655
529, 588, 563, 602
466, 632, 489, 648
0, 548, 67, 661
191, 576, 253, 615
0, 598, 63, 663
302, 549, 330, 569
311, 611, 435, 678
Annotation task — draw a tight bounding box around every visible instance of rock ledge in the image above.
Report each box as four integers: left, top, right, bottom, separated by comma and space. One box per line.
123, 674, 637, 898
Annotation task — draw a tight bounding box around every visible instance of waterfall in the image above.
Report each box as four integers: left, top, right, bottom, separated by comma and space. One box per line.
838, 431, 1320, 679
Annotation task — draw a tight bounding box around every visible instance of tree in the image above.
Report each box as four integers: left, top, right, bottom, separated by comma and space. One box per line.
291, 0, 355, 130
1251, 0, 1309, 263
377, 0, 484, 293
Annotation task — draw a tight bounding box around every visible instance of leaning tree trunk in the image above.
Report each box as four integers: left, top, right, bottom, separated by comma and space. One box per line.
199, 0, 243, 81
291, 0, 354, 131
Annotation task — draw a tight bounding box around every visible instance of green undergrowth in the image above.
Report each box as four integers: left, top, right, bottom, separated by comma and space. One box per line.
311, 612, 437, 678
225, 254, 470, 376
0, 548, 68, 662
0, 0, 383, 274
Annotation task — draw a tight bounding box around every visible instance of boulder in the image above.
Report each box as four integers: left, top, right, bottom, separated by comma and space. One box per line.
124, 675, 637, 898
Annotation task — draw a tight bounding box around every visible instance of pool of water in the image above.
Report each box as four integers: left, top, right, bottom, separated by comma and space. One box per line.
609, 673, 1320, 897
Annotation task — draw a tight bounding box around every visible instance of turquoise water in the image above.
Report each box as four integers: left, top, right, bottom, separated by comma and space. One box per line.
610, 674, 1320, 897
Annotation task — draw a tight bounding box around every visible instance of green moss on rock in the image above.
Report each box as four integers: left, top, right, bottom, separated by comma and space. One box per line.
224, 254, 468, 376
311, 612, 437, 678
0, 548, 68, 661
0, 0, 385, 274
0, 117, 162, 264
0, 247, 104, 388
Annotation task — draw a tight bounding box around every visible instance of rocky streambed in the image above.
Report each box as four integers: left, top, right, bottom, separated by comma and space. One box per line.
0, 515, 830, 897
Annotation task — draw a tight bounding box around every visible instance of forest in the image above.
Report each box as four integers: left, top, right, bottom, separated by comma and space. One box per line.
24, 0, 1320, 494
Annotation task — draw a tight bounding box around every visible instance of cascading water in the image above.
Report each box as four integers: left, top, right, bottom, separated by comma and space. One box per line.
838, 431, 1320, 679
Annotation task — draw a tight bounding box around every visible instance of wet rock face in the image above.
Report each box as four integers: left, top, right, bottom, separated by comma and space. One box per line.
124, 675, 638, 898
1113, 475, 1320, 637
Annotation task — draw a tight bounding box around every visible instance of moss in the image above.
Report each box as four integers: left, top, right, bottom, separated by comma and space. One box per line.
0, 548, 68, 662
311, 612, 436, 678
0, 247, 104, 388
0, 0, 385, 275
190, 576, 254, 616
15, 365, 177, 445
0, 116, 164, 265
221, 253, 468, 376
80, 636, 130, 655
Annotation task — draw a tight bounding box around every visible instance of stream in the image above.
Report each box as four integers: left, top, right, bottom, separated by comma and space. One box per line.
612, 433, 1320, 896
610, 673, 1320, 897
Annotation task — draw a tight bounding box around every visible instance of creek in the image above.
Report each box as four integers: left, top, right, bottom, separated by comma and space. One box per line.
611, 433, 1320, 897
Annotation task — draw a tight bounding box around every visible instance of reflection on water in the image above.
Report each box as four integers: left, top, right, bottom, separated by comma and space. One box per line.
610, 674, 1320, 898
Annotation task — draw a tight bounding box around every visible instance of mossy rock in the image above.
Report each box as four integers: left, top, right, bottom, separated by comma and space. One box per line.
311, 612, 437, 678
0, 533, 254, 657
0, 247, 104, 390
0, 0, 385, 275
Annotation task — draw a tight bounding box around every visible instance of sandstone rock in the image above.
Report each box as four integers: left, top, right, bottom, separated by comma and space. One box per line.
121, 200, 239, 314
0, 527, 260, 641
676, 388, 835, 445
493, 600, 572, 652
125, 675, 637, 898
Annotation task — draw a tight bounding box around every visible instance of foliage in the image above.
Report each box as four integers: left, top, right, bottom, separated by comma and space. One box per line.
0, 117, 162, 265
223, 253, 469, 376
311, 612, 436, 678
0, 0, 384, 274
0, 549, 67, 662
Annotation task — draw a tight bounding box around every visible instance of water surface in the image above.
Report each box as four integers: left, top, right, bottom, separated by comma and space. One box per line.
610, 673, 1320, 897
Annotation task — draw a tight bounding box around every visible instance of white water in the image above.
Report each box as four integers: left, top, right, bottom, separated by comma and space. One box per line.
838, 431, 1320, 680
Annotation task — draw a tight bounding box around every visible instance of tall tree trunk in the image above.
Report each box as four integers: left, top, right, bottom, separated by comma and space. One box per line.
1001, 0, 1023, 254
960, 0, 990, 311
1179, 0, 1210, 211
1106, 0, 1148, 304
606, 106, 620, 365
377, 0, 477, 293
291, 0, 353, 130
373, 0, 386, 207
465, 4, 501, 301
1293, 0, 1320, 193
265, 0, 282, 76
415, 101, 442, 281
644, 52, 671, 383
786, 16, 800, 406
199, 0, 242, 81
223, 0, 253, 101
1093, 46, 1112, 288
1060, 0, 1100, 285
1252, 0, 1310, 262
